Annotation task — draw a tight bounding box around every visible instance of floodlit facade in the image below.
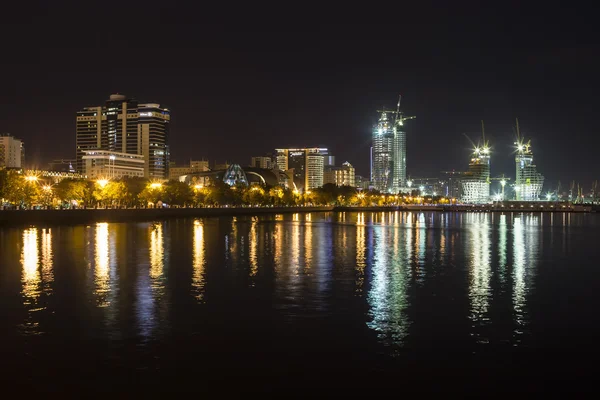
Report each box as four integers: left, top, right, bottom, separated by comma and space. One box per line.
275, 147, 328, 191
0, 134, 23, 168
461, 147, 491, 204
324, 161, 355, 187
82, 150, 145, 179
514, 140, 544, 201
371, 100, 414, 193
76, 94, 170, 179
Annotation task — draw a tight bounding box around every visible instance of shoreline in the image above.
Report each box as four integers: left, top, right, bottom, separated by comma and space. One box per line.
0, 204, 595, 226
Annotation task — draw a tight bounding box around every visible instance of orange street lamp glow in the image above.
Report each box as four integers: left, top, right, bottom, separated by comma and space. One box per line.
97, 179, 109, 188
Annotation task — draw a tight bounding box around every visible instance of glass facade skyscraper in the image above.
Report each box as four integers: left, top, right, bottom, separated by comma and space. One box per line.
371, 104, 413, 193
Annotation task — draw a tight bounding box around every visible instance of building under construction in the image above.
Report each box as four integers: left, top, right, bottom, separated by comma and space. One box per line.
370, 96, 415, 193
513, 119, 544, 201
460, 122, 491, 204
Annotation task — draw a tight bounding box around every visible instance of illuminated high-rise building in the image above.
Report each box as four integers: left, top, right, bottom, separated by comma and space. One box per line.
461, 123, 491, 204
76, 94, 170, 179
275, 147, 328, 191
371, 97, 415, 193
514, 119, 543, 201
0, 134, 23, 169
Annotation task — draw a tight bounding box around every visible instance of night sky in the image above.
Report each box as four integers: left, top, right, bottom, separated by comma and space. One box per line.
1, 3, 598, 188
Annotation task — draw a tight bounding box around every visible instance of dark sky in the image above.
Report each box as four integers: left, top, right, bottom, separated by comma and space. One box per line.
1, 2, 598, 188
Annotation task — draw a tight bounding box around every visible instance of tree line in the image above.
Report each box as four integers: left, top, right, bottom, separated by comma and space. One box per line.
1, 169, 446, 209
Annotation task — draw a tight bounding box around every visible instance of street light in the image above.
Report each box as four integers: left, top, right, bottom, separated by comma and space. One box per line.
97, 179, 109, 188
25, 175, 38, 182
194, 184, 203, 190
150, 182, 162, 189
407, 180, 412, 188
42, 185, 52, 191
109, 155, 116, 179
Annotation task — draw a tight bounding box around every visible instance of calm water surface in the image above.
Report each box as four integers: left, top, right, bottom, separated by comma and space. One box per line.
1, 211, 599, 392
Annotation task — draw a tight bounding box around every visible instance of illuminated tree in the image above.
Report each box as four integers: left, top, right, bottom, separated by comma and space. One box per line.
164, 180, 194, 206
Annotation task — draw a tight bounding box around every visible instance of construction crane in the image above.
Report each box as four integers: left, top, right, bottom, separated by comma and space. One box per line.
377, 95, 416, 127
490, 174, 511, 200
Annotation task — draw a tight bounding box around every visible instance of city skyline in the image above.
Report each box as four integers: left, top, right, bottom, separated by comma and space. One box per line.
1, 3, 598, 188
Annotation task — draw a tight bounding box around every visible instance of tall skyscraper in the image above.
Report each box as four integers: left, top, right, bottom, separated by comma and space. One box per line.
75, 94, 170, 179
0, 134, 23, 168
138, 103, 170, 179
275, 147, 328, 191
461, 147, 491, 204
514, 119, 543, 201
371, 97, 415, 193
461, 126, 491, 204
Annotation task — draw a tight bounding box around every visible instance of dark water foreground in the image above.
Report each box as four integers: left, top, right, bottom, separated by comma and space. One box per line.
1, 211, 599, 393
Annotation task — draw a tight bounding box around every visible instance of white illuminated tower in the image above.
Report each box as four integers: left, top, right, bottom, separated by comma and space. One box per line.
514, 119, 544, 201
371, 96, 415, 193
461, 121, 491, 204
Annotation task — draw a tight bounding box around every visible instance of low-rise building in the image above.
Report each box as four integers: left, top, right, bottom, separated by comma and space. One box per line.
169, 160, 210, 180
250, 156, 273, 169
82, 150, 144, 179
324, 161, 355, 187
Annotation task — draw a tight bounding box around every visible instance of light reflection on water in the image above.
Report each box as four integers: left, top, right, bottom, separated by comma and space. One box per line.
3, 211, 571, 353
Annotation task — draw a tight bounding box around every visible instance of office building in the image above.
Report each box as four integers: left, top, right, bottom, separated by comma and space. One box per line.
371, 98, 415, 193
251, 156, 273, 169
0, 134, 23, 168
275, 147, 328, 191
169, 160, 210, 180
138, 103, 170, 179
324, 161, 355, 187
82, 150, 145, 179
75, 94, 170, 179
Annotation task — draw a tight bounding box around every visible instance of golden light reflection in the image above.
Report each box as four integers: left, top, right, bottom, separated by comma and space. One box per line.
150, 223, 164, 279
192, 220, 205, 299
274, 223, 283, 272
21, 228, 40, 300
291, 217, 300, 276
94, 222, 110, 304
249, 219, 259, 277
467, 214, 492, 340
40, 228, 54, 293
304, 217, 313, 272
355, 213, 366, 294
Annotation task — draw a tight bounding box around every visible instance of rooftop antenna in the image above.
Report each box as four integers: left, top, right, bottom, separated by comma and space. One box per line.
516, 118, 521, 142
